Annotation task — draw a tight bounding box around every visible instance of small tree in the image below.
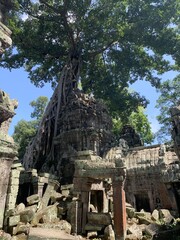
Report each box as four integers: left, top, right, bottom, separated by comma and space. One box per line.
113, 106, 154, 144
13, 96, 48, 159
156, 75, 180, 143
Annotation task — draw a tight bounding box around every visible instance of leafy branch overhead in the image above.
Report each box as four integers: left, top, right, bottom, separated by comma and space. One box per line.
1, 0, 180, 117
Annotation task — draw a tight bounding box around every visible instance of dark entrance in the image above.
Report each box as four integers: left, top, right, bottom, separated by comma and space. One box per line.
135, 193, 151, 212
90, 190, 103, 212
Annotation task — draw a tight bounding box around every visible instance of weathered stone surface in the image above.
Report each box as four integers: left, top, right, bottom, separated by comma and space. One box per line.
104, 225, 115, 240
126, 207, 135, 219
27, 194, 40, 205
23, 90, 113, 184
85, 223, 104, 231
20, 209, 35, 223
151, 209, 159, 222
0, 230, 11, 240
87, 231, 98, 239
144, 223, 160, 237
11, 233, 27, 240
16, 203, 26, 214
137, 216, 152, 225
31, 204, 58, 225
127, 223, 143, 238
8, 215, 20, 227
87, 212, 111, 226
37, 220, 72, 234
159, 209, 174, 224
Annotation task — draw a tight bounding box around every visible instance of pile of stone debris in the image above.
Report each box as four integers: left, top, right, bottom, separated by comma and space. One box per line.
126, 203, 180, 240
2, 189, 75, 240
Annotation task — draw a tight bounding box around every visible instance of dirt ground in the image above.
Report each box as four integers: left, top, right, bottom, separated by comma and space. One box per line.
28, 227, 86, 240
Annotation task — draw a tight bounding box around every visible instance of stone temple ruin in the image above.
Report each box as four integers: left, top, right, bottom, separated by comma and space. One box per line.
0, 4, 180, 240
1, 85, 180, 240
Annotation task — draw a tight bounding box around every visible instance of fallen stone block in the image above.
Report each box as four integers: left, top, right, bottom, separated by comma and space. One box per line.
85, 223, 104, 231
16, 203, 26, 214
159, 209, 174, 224
31, 203, 58, 225
143, 223, 160, 237
37, 220, 72, 234
138, 216, 153, 225
11, 233, 27, 240
126, 207, 135, 219
87, 231, 98, 239
151, 209, 159, 222
0, 230, 11, 240
15, 223, 30, 235
27, 194, 40, 205
20, 209, 35, 223
127, 223, 143, 238
87, 212, 111, 226
25, 204, 38, 213
104, 225, 115, 240
8, 215, 20, 227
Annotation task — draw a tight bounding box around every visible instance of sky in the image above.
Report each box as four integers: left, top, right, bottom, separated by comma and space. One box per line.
0, 66, 178, 139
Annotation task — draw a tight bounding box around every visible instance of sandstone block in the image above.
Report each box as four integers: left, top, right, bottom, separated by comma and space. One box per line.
104, 225, 115, 240
138, 216, 152, 225
15, 223, 30, 235
11, 233, 27, 240
20, 209, 35, 223
16, 203, 26, 214
27, 194, 40, 205
31, 204, 58, 225
87, 231, 98, 239
8, 215, 20, 227
127, 223, 143, 237
144, 223, 160, 237
151, 209, 159, 222
159, 209, 174, 224
85, 223, 104, 231
126, 207, 135, 218
87, 212, 111, 225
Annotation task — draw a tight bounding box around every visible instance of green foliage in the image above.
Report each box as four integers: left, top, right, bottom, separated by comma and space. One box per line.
30, 96, 48, 120
13, 96, 48, 159
1, 0, 180, 117
13, 120, 37, 159
156, 75, 180, 143
113, 106, 154, 144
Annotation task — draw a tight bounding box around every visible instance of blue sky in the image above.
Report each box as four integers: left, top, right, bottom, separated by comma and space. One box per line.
0, 67, 177, 137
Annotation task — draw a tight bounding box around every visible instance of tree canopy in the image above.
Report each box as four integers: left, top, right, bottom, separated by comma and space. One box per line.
113, 106, 154, 144
156, 75, 180, 143
1, 0, 180, 117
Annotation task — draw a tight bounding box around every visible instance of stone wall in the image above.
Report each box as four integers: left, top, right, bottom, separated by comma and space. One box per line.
0, 90, 17, 228
170, 104, 180, 160
124, 144, 180, 215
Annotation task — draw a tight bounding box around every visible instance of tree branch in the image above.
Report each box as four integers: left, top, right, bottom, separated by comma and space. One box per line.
89, 40, 118, 57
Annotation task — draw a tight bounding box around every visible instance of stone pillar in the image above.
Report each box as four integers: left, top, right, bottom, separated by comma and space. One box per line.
81, 191, 89, 234
112, 177, 126, 240
0, 90, 18, 228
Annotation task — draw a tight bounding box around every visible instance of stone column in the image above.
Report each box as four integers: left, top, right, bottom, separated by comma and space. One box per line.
0, 91, 18, 228
81, 191, 89, 234
112, 176, 126, 240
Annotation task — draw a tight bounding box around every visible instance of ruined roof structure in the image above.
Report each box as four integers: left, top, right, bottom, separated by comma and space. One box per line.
23, 89, 114, 184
